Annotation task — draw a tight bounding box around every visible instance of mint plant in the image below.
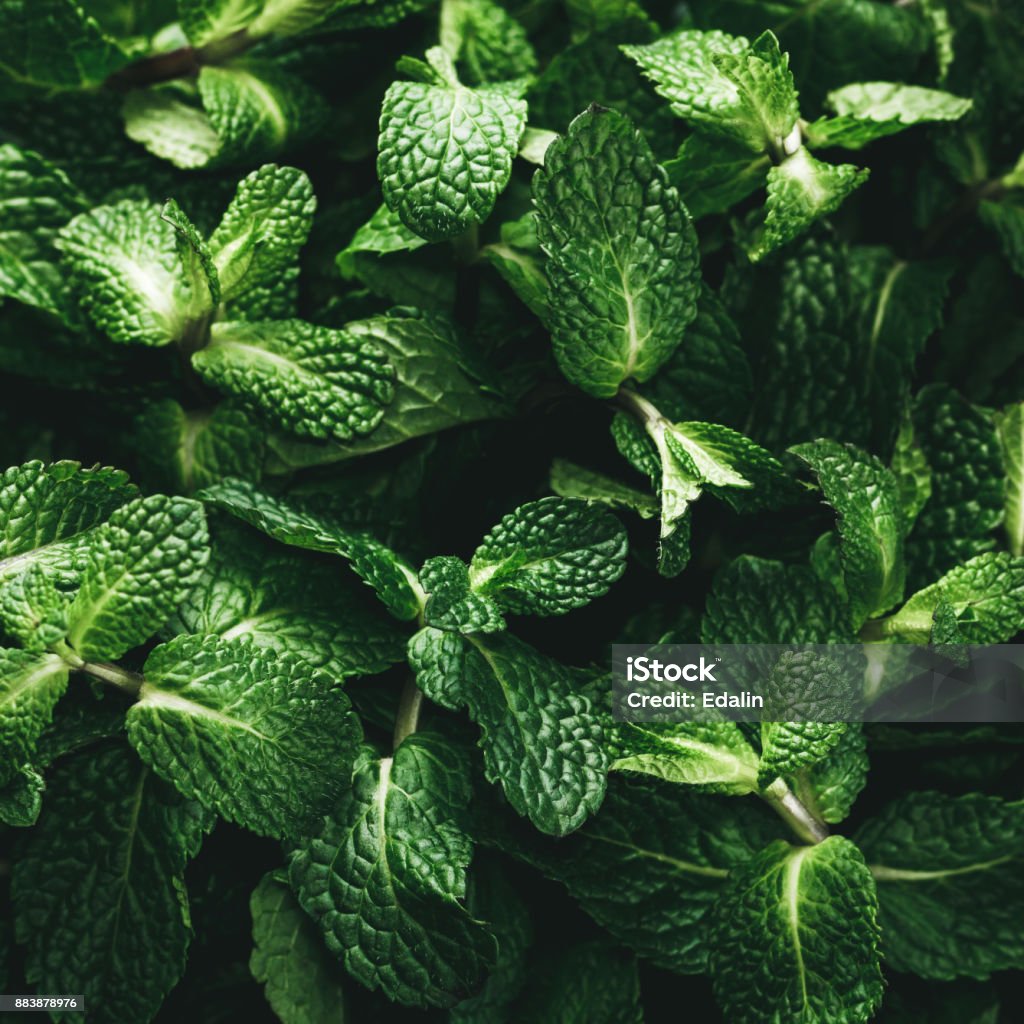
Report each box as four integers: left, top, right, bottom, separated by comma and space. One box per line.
3, 1, 1024, 1022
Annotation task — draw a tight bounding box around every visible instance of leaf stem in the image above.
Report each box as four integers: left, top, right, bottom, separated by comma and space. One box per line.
59, 645, 145, 698
104, 30, 253, 91
393, 677, 424, 749
614, 386, 669, 433
762, 778, 830, 845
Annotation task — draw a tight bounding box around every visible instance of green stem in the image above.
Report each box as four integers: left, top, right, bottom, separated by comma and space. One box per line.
762, 778, 830, 845
393, 677, 424, 750
452, 224, 480, 267
59, 645, 145, 698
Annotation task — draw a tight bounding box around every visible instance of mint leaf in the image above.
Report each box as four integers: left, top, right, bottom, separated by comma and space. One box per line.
979, 199, 1024, 277
549, 459, 659, 519
760, 719, 848, 790
752, 147, 868, 261
664, 132, 771, 218
611, 722, 760, 794
997, 401, 1024, 555
192, 319, 395, 442
199, 478, 425, 619
378, 47, 527, 241
56, 199, 188, 346
532, 106, 700, 397
709, 837, 884, 1024
288, 734, 498, 1007
0, 143, 87, 318
337, 203, 428, 278
796, 724, 869, 825
66, 495, 210, 661
130, 399, 265, 494
0, 562, 69, 652
792, 439, 905, 625
421, 555, 505, 633
513, 941, 642, 1024
128, 634, 361, 839
161, 198, 221, 314
12, 743, 212, 1024
891, 413, 933, 532
0, 461, 137, 586
170, 521, 406, 679
440, 0, 537, 85
0, 648, 69, 786
208, 163, 316, 318
179, 0, 263, 46
469, 496, 627, 615
856, 792, 1024, 979
872, 552, 1024, 644
249, 872, 348, 1024
0, 763, 44, 827
408, 627, 608, 834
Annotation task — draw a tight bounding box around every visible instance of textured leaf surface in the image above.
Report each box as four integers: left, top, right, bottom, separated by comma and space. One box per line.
792, 439, 905, 625
0, 648, 69, 786
378, 47, 527, 241
250, 872, 348, 1024
469, 496, 628, 615
997, 402, 1024, 555
877, 552, 1024, 644
193, 319, 394, 442
611, 722, 759, 794
664, 131, 770, 218
199, 478, 424, 619
0, 562, 69, 651
12, 743, 211, 1024
66, 495, 210, 661
170, 521, 405, 678
337, 204, 427, 277
179, 0, 263, 46
161, 198, 220, 315
798, 724, 869, 825
549, 459, 659, 519
421, 556, 505, 633
709, 837, 884, 1024
856, 792, 1024, 979
289, 734, 497, 1007
440, 0, 537, 85
533, 106, 700, 397
128, 634, 361, 838
0, 143, 86, 317
0, 763, 44, 826
408, 628, 608, 835
57, 200, 187, 346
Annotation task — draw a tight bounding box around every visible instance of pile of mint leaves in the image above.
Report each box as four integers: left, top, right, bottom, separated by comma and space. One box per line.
2, 0, 1024, 1021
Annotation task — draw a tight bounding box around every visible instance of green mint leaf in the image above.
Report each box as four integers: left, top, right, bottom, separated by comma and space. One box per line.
0, 460, 137, 585
208, 163, 316, 318
979, 198, 1024, 277
890, 412, 933, 533
759, 720, 848, 791
450, 859, 532, 1023
752, 147, 868, 261
249, 872, 348, 1024
0, 648, 69, 786
288, 734, 498, 1007
565, 0, 653, 39
664, 131, 771, 219
791, 439, 905, 625
906, 385, 1003, 587
513, 941, 642, 1024
56, 199, 188, 347
703, 556, 855, 643
161, 198, 221, 315
710, 837, 884, 1024
337, 203, 428, 278
0, 562, 69, 652
267, 309, 505, 466
856, 791, 1024, 980
806, 83, 971, 149
874, 551, 1024, 644
66, 494, 210, 661
179, 0, 263, 46
532, 106, 700, 397
795, 724, 869, 825
378, 46, 527, 241
170, 521, 406, 679
501, 778, 788, 972
12, 743, 212, 1024
421, 555, 505, 633
199, 478, 424, 619
996, 401, 1024, 555
440, 0, 537, 85
469, 496, 627, 615
193, 319, 395, 442
549, 458, 659, 519
0, 763, 44, 827
130, 399, 265, 495
128, 634, 361, 839
124, 62, 328, 171
483, 214, 549, 322
0, 143, 87, 319
408, 627, 608, 835
0, 0, 129, 91
611, 722, 760, 794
